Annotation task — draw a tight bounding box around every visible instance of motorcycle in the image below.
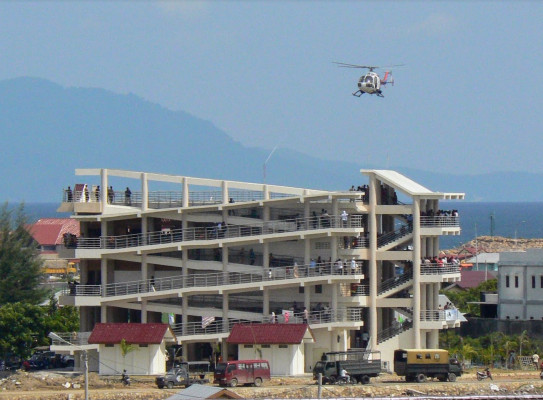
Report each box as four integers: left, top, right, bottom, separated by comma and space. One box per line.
121, 370, 131, 386
476, 369, 492, 381
330, 375, 356, 385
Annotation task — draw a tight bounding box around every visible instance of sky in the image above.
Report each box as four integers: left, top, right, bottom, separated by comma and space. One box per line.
1, 1, 543, 176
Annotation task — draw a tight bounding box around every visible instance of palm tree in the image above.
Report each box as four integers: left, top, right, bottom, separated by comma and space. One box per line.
518, 330, 530, 356
120, 338, 138, 358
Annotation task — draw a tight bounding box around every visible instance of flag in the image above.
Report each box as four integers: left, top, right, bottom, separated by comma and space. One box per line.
202, 316, 215, 328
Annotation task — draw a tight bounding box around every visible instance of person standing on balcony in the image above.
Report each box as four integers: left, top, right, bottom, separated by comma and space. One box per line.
66, 186, 73, 202
125, 187, 132, 205
108, 186, 114, 203
341, 210, 348, 227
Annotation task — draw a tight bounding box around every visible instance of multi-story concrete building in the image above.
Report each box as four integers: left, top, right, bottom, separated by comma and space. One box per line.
53, 168, 464, 373
498, 249, 543, 321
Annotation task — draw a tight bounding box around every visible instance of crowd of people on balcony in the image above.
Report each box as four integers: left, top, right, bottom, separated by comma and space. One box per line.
420, 209, 459, 218
421, 255, 460, 267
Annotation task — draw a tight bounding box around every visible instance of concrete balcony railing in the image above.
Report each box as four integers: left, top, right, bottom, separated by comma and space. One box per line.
420, 216, 460, 228
60, 262, 363, 298
170, 308, 363, 338
421, 263, 460, 275
73, 214, 364, 250
420, 309, 459, 322
63, 189, 295, 209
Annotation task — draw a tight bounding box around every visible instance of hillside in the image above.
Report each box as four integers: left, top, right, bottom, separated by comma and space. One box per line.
2, 77, 543, 202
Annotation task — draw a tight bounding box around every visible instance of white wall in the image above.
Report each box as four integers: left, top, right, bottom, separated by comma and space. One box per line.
97, 343, 167, 375
237, 344, 305, 376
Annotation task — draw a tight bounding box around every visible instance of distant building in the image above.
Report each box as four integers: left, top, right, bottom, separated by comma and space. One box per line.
27, 218, 80, 276
464, 253, 500, 272
498, 249, 543, 321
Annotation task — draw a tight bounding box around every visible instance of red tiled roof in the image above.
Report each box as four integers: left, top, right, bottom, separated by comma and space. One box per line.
227, 323, 312, 345
88, 323, 171, 345
458, 270, 497, 289
27, 218, 80, 246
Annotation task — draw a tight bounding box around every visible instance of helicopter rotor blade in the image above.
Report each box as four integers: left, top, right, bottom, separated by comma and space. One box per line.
332, 62, 374, 69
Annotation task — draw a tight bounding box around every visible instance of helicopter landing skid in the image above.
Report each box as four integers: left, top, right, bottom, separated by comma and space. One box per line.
352, 90, 363, 97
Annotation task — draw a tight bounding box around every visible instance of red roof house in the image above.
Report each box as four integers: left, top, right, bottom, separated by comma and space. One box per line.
28, 218, 80, 247
227, 324, 314, 376
88, 323, 175, 375
227, 323, 314, 345
88, 323, 175, 345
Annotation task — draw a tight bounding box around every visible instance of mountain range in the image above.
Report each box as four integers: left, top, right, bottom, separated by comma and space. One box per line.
0, 77, 537, 203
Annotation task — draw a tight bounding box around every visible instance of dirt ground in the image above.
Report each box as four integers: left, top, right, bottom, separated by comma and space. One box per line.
1, 368, 543, 399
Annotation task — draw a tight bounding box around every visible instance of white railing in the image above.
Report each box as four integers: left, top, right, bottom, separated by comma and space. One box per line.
75, 214, 363, 250
61, 262, 362, 298
49, 331, 92, 346
420, 309, 459, 322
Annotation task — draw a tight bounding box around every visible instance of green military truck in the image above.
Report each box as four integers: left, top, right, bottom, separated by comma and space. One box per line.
156, 361, 210, 389
394, 349, 462, 383
313, 350, 381, 385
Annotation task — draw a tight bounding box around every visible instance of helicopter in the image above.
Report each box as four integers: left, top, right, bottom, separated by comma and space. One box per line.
333, 62, 404, 97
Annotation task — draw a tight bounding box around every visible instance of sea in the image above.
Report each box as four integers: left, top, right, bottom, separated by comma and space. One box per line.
11, 202, 543, 250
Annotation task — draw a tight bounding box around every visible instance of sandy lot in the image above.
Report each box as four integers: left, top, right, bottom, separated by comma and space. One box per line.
1, 368, 543, 399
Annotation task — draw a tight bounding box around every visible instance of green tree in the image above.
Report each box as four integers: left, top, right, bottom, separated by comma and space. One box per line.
0, 203, 48, 305
0, 302, 49, 359
442, 278, 497, 316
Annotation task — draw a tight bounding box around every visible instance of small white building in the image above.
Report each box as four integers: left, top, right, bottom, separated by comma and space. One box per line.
88, 323, 176, 375
227, 323, 314, 376
498, 249, 543, 321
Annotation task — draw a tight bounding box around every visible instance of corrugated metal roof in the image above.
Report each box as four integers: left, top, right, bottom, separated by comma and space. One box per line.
227, 323, 314, 345
165, 384, 242, 400
88, 323, 174, 345
465, 253, 500, 264
27, 218, 79, 246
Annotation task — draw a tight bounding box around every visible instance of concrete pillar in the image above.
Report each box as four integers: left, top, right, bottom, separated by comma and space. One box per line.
141, 299, 148, 323
142, 254, 148, 283
412, 196, 422, 348
221, 338, 228, 361
426, 236, 433, 258
100, 257, 108, 295
263, 243, 270, 268
222, 181, 229, 204
141, 172, 148, 212
331, 284, 338, 316
263, 185, 270, 200
368, 174, 378, 350
100, 169, 108, 205
222, 246, 229, 272
263, 288, 270, 316
304, 239, 311, 266
182, 177, 189, 208
421, 284, 427, 319
332, 199, 338, 222
182, 295, 188, 335
222, 293, 229, 332
142, 216, 148, 245
100, 304, 107, 323
331, 237, 338, 263
421, 237, 427, 258
304, 286, 311, 310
